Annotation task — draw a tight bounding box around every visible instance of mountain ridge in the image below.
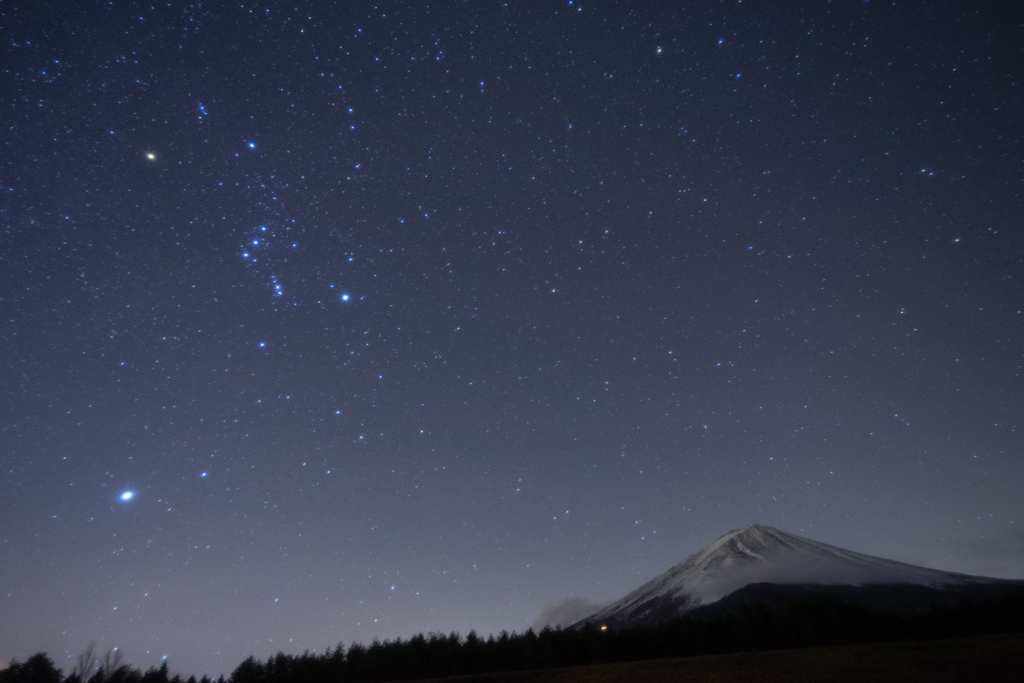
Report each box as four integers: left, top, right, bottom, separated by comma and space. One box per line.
577, 524, 1016, 628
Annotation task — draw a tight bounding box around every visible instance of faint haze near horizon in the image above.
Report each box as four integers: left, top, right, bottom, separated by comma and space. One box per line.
1, 0, 1021, 677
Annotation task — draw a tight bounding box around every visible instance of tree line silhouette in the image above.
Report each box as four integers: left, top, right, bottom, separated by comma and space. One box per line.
4, 588, 1023, 683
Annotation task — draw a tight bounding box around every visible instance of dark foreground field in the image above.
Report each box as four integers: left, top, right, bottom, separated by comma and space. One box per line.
404, 632, 1024, 683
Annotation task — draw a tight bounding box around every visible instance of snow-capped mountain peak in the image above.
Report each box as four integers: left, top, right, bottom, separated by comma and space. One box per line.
581, 524, 996, 627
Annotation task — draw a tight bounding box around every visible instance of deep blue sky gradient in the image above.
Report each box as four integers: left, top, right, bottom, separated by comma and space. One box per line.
2, 1, 1022, 676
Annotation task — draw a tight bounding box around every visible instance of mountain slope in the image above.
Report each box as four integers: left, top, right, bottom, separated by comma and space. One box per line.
580, 524, 1010, 628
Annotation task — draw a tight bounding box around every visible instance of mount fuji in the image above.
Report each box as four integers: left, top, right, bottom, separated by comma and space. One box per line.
578, 524, 1019, 628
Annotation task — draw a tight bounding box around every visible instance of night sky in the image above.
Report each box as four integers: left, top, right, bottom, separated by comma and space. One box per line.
2, 0, 1023, 677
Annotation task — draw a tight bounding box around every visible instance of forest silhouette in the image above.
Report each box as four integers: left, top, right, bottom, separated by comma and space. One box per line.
4, 589, 1023, 683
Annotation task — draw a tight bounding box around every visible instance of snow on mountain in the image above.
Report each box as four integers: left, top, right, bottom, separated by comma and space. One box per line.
581, 524, 1001, 627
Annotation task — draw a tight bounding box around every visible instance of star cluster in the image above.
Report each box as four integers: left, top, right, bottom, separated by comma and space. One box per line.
1, 1, 1022, 677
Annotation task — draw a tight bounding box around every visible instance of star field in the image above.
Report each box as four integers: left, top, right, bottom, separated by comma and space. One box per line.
2, 1, 1022, 677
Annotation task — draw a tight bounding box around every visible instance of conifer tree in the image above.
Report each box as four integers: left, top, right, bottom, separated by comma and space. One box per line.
0, 653, 63, 683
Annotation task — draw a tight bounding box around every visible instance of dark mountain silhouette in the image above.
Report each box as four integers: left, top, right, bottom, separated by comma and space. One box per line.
577, 524, 1021, 628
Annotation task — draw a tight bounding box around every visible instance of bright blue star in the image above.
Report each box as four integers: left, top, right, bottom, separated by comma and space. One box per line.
248, 141, 257, 149
120, 490, 134, 501
341, 293, 350, 302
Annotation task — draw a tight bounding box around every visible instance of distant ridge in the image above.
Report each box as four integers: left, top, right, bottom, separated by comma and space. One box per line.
578, 524, 1018, 628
